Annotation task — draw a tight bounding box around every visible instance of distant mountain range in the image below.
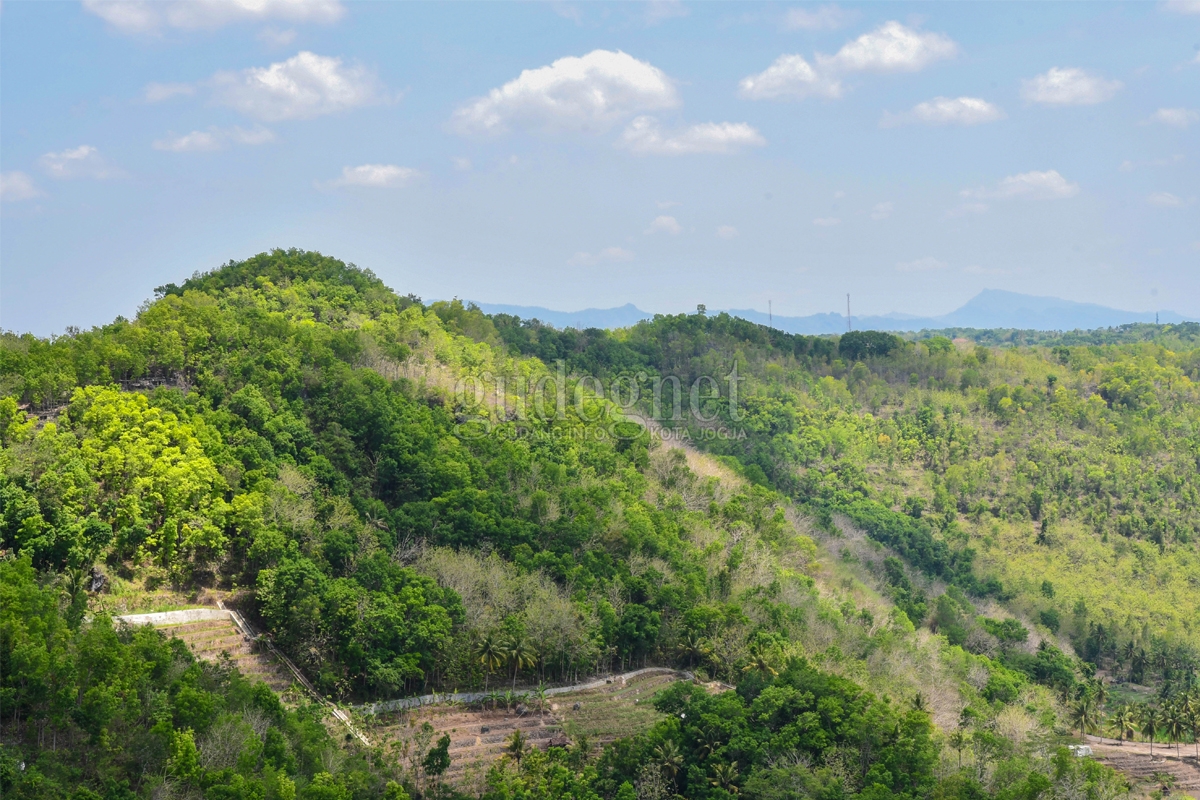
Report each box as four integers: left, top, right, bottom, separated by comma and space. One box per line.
473, 290, 1195, 334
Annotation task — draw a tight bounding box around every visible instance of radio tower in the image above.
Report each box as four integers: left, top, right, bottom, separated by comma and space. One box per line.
846, 294, 851, 332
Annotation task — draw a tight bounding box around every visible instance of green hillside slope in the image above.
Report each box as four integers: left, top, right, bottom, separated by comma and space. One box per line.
2, 250, 1193, 800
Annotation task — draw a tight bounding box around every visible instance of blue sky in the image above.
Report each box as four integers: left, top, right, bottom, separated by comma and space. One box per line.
2, 0, 1198, 335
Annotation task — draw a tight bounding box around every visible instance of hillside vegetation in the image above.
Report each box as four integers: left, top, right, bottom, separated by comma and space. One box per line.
2, 250, 1196, 800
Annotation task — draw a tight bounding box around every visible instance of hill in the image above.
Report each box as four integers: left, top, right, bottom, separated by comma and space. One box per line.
2, 250, 1194, 800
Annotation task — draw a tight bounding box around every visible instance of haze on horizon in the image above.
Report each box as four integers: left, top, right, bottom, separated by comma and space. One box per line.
2, 0, 1198, 336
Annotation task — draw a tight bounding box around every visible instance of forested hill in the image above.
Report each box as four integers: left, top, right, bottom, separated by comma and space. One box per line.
1, 250, 1196, 800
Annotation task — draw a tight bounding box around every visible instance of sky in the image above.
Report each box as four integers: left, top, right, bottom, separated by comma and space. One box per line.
2, 0, 1199, 336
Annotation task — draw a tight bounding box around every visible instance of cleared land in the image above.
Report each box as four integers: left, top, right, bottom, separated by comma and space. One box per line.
157, 617, 294, 695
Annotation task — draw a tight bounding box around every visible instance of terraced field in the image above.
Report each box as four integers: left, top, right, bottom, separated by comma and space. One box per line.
161, 617, 294, 695
368, 670, 689, 788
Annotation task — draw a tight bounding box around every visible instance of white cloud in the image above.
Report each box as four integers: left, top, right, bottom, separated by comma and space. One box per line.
211, 51, 386, 121
812, 217, 840, 227
38, 145, 122, 179
1147, 192, 1188, 207
1164, 0, 1200, 13
1146, 108, 1199, 128
782, 4, 856, 31
450, 50, 679, 135
1020, 67, 1122, 106
567, 246, 635, 267
618, 116, 766, 155
645, 215, 683, 235
153, 125, 276, 152
870, 201, 893, 220
741, 22, 956, 102
716, 225, 739, 239
83, 0, 344, 35
738, 54, 842, 100
323, 164, 421, 188
896, 257, 948, 273
819, 21, 958, 74
962, 170, 1079, 200
657, 200, 681, 209
257, 27, 297, 47
881, 96, 1005, 127
144, 82, 195, 102
1, 172, 42, 202
452, 156, 472, 171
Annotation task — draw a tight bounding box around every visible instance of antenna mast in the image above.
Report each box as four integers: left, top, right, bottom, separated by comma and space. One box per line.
846, 294, 851, 332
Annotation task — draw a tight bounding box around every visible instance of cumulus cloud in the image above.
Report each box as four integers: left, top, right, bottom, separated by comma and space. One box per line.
452, 156, 472, 171
1, 172, 42, 202
322, 164, 422, 188
38, 145, 122, 179
1163, 0, 1200, 12
741, 22, 956, 101
152, 125, 276, 152
962, 170, 1079, 200
1020, 67, 1122, 106
812, 217, 840, 227
896, 257, 948, 272
144, 82, 195, 102
567, 246, 635, 267
738, 54, 842, 100
83, 0, 344, 35
450, 50, 679, 135
211, 51, 387, 121
618, 116, 766, 155
870, 201, 893, 220
644, 0, 689, 25
645, 215, 683, 235
819, 21, 958, 73
716, 225, 738, 239
1147, 192, 1188, 207
782, 4, 856, 30
1146, 108, 1199, 128
881, 96, 1005, 127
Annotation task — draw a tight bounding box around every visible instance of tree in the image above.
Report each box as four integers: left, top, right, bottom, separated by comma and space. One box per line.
504, 633, 538, 691
422, 734, 451, 780
1071, 696, 1095, 740
653, 740, 684, 787
1163, 704, 1187, 759
476, 631, 505, 691
1140, 706, 1162, 756
505, 729, 528, 767
1107, 705, 1137, 745
710, 761, 741, 794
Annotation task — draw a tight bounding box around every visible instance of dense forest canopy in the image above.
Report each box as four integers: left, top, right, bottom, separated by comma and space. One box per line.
3, 250, 1198, 800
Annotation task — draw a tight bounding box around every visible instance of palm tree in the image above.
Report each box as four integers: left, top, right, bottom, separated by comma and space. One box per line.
710, 761, 740, 794
1163, 704, 1187, 759
653, 740, 684, 787
742, 640, 778, 679
1184, 691, 1200, 759
1071, 696, 1095, 741
1139, 705, 1161, 757
1107, 704, 1137, 745
696, 728, 723, 761
504, 634, 538, 691
505, 729, 528, 767
476, 631, 505, 692
1132, 649, 1149, 684
677, 631, 712, 669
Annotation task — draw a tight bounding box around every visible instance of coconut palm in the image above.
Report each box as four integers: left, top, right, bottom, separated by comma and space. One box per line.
505, 729, 528, 767
1139, 705, 1162, 756
1107, 704, 1137, 745
742, 640, 778, 679
1164, 703, 1187, 759
696, 728, 723, 761
710, 761, 740, 794
654, 740, 684, 786
504, 633, 539, 691
677, 631, 712, 669
1071, 696, 1095, 741
476, 631, 505, 692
